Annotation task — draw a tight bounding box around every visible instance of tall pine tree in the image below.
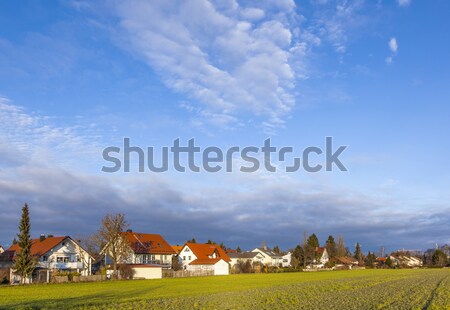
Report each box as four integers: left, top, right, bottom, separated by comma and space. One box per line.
354, 242, 363, 263
325, 235, 337, 259
13, 204, 36, 284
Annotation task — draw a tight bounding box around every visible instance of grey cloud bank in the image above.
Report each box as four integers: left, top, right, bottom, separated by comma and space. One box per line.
0, 159, 448, 253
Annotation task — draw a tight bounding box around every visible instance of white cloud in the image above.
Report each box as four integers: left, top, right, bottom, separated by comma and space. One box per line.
386, 37, 398, 64
389, 37, 398, 53
397, 0, 411, 7
110, 1, 300, 132
311, 0, 366, 55
0, 96, 103, 169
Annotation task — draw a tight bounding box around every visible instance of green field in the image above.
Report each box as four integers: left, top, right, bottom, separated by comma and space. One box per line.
0, 269, 449, 309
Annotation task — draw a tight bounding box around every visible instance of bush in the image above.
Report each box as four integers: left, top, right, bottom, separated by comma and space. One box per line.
234, 260, 254, 274
118, 264, 135, 280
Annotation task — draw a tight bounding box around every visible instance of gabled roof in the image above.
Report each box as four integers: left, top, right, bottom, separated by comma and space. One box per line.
253, 247, 283, 258
171, 245, 183, 254
122, 232, 176, 255
184, 243, 231, 262
228, 252, 260, 259
4, 236, 69, 259
316, 247, 326, 254
335, 256, 358, 265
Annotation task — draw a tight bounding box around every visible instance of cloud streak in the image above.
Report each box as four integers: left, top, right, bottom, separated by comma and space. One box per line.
108, 0, 300, 132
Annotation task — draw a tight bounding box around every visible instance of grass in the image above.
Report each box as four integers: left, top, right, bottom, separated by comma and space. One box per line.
0, 269, 449, 309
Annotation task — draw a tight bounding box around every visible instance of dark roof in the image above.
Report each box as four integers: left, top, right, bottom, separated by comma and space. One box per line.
254, 248, 283, 258
334, 256, 358, 265
228, 252, 259, 259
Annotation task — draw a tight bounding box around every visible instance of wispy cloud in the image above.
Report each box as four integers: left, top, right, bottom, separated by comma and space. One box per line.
397, 0, 411, 8
0, 96, 103, 169
106, 1, 301, 133
310, 0, 366, 56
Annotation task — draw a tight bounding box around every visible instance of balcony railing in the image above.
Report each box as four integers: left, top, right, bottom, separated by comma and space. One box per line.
38, 262, 85, 270
136, 260, 172, 268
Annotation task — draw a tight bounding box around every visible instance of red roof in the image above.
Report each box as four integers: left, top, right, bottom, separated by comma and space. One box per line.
122, 232, 176, 255
189, 258, 224, 265
184, 243, 231, 263
316, 247, 326, 254
6, 236, 68, 258
171, 245, 183, 254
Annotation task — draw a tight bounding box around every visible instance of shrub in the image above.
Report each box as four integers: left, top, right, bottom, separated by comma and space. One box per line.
118, 264, 135, 280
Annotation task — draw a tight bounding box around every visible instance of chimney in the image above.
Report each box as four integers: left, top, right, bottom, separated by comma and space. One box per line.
39, 234, 46, 242
126, 229, 133, 233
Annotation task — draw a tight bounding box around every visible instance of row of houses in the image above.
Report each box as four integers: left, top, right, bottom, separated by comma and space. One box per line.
1, 232, 426, 283
0, 231, 297, 283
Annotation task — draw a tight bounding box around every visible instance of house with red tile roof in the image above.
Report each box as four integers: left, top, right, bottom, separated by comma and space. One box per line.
0, 235, 93, 283
118, 231, 176, 268
179, 243, 231, 275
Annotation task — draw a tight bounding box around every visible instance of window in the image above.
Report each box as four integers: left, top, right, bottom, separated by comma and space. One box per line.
56, 256, 69, 263
188, 256, 191, 260
183, 256, 186, 260
42, 256, 48, 262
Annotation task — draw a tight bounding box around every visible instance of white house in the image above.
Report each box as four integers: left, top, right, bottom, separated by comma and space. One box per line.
391, 255, 423, 267
102, 231, 176, 279
282, 252, 292, 267
227, 251, 265, 269
2, 235, 93, 283
179, 243, 230, 275
120, 231, 176, 269
252, 247, 284, 266
305, 247, 330, 269
0, 245, 4, 254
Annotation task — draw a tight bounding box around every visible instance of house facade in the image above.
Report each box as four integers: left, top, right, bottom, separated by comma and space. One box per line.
1, 235, 93, 283
179, 243, 230, 275
228, 251, 265, 269
282, 252, 292, 267
120, 231, 176, 268
251, 247, 284, 266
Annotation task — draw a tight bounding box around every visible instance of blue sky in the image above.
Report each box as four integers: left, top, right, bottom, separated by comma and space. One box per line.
0, 0, 449, 253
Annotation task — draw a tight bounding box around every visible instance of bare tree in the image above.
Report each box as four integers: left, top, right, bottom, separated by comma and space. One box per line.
302, 231, 308, 268
337, 235, 347, 257
97, 214, 130, 279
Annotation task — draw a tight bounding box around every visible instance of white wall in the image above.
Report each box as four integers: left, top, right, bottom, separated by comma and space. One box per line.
214, 260, 229, 275
132, 266, 162, 279
180, 245, 197, 268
